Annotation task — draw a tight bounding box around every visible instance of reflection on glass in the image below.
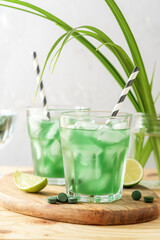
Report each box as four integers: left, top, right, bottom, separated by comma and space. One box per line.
0, 110, 16, 177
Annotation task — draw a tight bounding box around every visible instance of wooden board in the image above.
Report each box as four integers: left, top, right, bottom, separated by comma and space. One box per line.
0, 173, 160, 226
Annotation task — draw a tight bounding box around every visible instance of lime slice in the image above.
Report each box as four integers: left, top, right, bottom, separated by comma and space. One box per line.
14, 171, 48, 192
123, 158, 143, 187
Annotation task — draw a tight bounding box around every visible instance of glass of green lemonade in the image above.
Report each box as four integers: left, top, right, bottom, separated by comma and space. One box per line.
26, 106, 89, 185
60, 111, 132, 202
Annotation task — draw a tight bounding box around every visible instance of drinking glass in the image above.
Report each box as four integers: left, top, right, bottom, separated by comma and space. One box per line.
0, 110, 16, 177
60, 111, 132, 203
129, 112, 160, 188
26, 106, 89, 185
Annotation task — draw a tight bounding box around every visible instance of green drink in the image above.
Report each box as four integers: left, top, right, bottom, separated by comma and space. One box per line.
27, 117, 64, 181
60, 111, 132, 202
26, 106, 88, 185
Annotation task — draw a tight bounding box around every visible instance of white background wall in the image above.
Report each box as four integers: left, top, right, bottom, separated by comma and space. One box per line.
0, 0, 159, 167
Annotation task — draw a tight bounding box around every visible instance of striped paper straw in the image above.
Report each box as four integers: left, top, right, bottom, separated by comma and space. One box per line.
106, 67, 140, 123
32, 51, 50, 119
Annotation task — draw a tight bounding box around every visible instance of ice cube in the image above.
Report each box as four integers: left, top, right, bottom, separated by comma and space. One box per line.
28, 117, 60, 139
42, 119, 60, 139
73, 145, 103, 186
46, 139, 61, 162
105, 117, 129, 130
74, 120, 100, 130
95, 128, 129, 145
63, 149, 75, 184
30, 140, 42, 161
97, 172, 113, 193
27, 117, 42, 138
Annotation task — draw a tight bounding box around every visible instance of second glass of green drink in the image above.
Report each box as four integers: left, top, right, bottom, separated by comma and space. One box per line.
60, 111, 132, 203
26, 106, 89, 185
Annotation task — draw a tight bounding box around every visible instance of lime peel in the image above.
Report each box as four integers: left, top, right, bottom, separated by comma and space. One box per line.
123, 158, 144, 187
14, 170, 48, 193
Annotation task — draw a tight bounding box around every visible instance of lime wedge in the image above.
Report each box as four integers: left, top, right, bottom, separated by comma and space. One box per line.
14, 171, 48, 192
123, 158, 144, 187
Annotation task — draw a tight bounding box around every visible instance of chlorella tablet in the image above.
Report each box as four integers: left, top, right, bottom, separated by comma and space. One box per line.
131, 190, 141, 201
58, 193, 68, 203
68, 196, 78, 204
144, 196, 154, 203
47, 196, 57, 204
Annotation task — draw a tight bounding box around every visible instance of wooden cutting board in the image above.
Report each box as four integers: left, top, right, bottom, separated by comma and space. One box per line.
0, 172, 160, 225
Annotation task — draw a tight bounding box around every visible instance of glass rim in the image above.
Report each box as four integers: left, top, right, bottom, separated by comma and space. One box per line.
60, 111, 132, 119
0, 109, 17, 116
135, 112, 160, 119
26, 105, 89, 112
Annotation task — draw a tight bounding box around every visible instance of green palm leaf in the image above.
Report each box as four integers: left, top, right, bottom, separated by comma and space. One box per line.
104, 0, 155, 114
48, 26, 142, 111
0, 0, 159, 171
150, 62, 156, 91
0, 0, 140, 111
34, 33, 67, 103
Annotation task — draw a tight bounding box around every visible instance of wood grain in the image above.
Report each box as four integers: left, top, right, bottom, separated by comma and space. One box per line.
0, 172, 160, 226
0, 167, 160, 239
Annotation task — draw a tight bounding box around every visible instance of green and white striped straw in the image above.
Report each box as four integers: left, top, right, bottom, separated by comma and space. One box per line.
32, 51, 50, 119
106, 67, 140, 123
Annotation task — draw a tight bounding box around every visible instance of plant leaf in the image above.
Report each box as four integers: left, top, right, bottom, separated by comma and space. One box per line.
51, 27, 143, 111
139, 138, 152, 167
0, 3, 46, 18
104, 0, 155, 114
33, 33, 67, 103
154, 92, 160, 104
150, 62, 156, 91
0, 0, 140, 111
49, 33, 87, 71
76, 26, 144, 111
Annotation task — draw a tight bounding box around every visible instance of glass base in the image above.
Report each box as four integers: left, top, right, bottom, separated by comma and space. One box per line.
69, 191, 122, 203
47, 177, 65, 185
